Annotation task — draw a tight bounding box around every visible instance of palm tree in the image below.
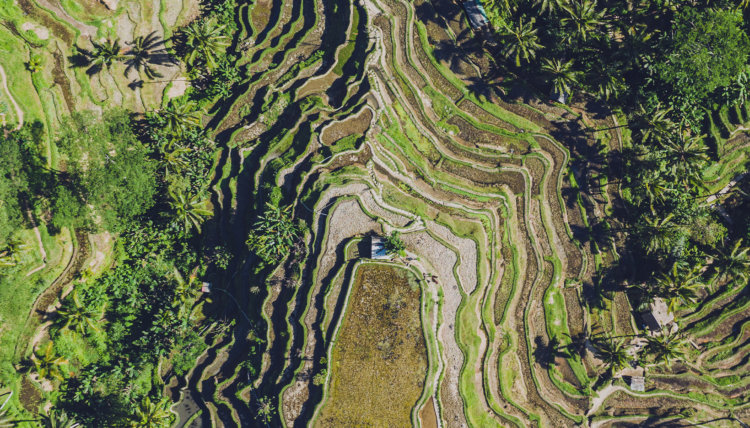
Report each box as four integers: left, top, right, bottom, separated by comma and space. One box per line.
39, 409, 80, 428
160, 146, 192, 176
76, 39, 123, 74
631, 104, 676, 145
615, 24, 654, 70
587, 61, 623, 101
563, 320, 590, 358
498, 17, 543, 67
172, 266, 200, 319
123, 32, 171, 79
168, 189, 212, 233
592, 335, 630, 376
255, 396, 275, 424
636, 171, 674, 212
651, 263, 703, 312
541, 58, 578, 100
56, 292, 102, 334
181, 18, 230, 71
535, 0, 571, 15
246, 204, 300, 263
561, 0, 607, 41
638, 213, 680, 255
32, 342, 68, 381
157, 100, 201, 137
660, 130, 708, 187
130, 396, 173, 428
643, 331, 686, 367
714, 239, 750, 286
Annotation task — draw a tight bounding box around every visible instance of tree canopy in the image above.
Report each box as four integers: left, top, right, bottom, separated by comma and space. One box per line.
54, 110, 157, 232
656, 7, 750, 103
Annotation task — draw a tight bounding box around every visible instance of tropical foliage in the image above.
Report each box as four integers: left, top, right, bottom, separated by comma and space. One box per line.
246, 204, 301, 264
384, 231, 406, 256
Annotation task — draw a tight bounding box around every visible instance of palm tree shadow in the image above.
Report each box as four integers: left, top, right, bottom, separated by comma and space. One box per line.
465, 76, 499, 101
533, 335, 568, 369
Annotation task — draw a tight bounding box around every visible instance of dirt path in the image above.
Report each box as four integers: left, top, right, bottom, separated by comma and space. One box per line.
0, 64, 24, 130
706, 172, 749, 205
15, 232, 88, 361
587, 384, 625, 416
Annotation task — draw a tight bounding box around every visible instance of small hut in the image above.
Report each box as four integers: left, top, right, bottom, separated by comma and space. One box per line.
201, 281, 212, 293
629, 376, 645, 392
370, 235, 389, 260
642, 298, 676, 333
462, 0, 489, 29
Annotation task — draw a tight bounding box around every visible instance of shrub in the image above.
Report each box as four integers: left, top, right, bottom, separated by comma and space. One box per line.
384, 231, 406, 256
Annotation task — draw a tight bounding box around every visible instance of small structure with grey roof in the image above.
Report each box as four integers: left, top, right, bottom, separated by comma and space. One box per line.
629, 375, 645, 392
462, 0, 489, 29
642, 298, 677, 333
370, 235, 389, 260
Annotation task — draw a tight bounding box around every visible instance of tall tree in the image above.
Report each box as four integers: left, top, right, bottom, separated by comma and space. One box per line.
55, 110, 157, 232
498, 17, 543, 67
0, 125, 45, 247
561, 0, 607, 42
56, 292, 102, 335
181, 18, 230, 71
32, 342, 68, 381
714, 239, 750, 286
168, 189, 212, 234
130, 396, 173, 428
541, 58, 578, 99
656, 7, 750, 103
592, 335, 630, 376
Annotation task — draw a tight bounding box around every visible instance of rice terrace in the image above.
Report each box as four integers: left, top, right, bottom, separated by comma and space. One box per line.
1, 0, 750, 426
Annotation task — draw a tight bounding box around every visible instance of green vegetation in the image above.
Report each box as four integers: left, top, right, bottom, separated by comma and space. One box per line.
1, 0, 749, 425
246, 204, 301, 265
315, 264, 427, 427
384, 231, 406, 256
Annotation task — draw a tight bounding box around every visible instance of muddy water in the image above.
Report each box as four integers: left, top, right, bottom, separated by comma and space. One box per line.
419, 396, 439, 428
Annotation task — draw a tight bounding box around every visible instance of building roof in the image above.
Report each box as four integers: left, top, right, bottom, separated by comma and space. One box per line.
370, 236, 389, 259
462, 0, 489, 29
630, 376, 645, 392
201, 281, 212, 293
644, 298, 675, 331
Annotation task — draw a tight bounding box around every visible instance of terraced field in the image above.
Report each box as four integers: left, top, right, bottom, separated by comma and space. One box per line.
159, 0, 750, 426
4, 0, 750, 426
